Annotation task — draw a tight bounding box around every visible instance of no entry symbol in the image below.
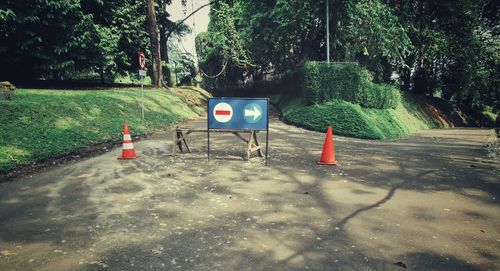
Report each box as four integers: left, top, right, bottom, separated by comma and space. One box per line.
213, 102, 233, 123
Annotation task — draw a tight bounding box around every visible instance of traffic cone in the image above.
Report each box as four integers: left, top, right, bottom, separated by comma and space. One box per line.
118, 124, 139, 160
317, 126, 338, 165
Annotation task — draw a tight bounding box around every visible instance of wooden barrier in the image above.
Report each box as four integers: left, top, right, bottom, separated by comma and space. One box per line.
173, 127, 263, 160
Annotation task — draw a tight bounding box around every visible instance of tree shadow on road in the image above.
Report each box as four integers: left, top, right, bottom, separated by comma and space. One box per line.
1, 118, 499, 270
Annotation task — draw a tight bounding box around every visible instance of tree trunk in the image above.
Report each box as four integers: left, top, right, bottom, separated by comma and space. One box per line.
146, 0, 162, 87
160, 29, 169, 63
100, 69, 105, 84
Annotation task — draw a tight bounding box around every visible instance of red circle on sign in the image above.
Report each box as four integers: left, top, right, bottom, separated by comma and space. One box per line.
213, 102, 233, 123
139, 52, 146, 69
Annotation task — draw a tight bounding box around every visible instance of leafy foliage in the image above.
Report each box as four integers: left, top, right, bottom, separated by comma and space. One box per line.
0, 0, 150, 82
300, 62, 401, 109
196, 1, 253, 87
365, 83, 401, 109
396, 0, 499, 108
198, 0, 498, 113
167, 38, 197, 86
344, 0, 412, 82
239, 0, 321, 73
0, 0, 497, 111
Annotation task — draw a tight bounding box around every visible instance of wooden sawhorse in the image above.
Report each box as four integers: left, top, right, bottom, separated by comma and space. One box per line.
173, 127, 263, 160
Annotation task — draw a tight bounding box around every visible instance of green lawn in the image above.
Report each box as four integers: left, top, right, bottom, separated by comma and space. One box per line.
0, 88, 207, 172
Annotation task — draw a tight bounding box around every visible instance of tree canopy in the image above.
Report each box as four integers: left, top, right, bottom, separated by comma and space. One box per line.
197, 0, 499, 108
0, 0, 192, 85
0, 0, 498, 108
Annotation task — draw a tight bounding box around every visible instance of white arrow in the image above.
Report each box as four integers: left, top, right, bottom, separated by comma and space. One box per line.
244, 105, 261, 121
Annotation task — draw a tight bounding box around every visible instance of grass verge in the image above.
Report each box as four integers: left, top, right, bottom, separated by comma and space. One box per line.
0, 87, 209, 172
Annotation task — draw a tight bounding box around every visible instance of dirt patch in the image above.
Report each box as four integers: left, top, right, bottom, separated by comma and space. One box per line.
0, 137, 125, 182
413, 95, 469, 127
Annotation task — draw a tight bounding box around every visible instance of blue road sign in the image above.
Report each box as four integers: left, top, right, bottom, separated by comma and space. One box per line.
208, 98, 269, 130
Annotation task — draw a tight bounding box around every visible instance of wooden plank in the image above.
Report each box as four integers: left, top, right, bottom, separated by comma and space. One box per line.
172, 127, 177, 156
178, 129, 206, 133
177, 130, 192, 153
250, 146, 261, 152
232, 132, 250, 144
246, 131, 253, 160
253, 132, 264, 157
177, 131, 184, 152
177, 128, 260, 134
182, 135, 191, 153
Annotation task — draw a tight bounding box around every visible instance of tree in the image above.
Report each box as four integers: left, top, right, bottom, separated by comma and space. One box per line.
0, 0, 149, 82
148, 0, 206, 87
197, 0, 322, 86
395, 0, 498, 108
198, 0, 498, 110
0, 0, 87, 81
168, 39, 197, 86
343, 0, 412, 82
146, 0, 163, 87
196, 1, 253, 87
199, 0, 410, 84
80, 0, 150, 82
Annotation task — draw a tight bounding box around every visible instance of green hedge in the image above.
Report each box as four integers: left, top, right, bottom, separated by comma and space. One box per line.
282, 97, 438, 139
298, 61, 400, 109
286, 99, 384, 139
364, 83, 401, 109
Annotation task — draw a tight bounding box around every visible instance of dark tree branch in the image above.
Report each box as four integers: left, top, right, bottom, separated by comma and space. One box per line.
166, 0, 219, 40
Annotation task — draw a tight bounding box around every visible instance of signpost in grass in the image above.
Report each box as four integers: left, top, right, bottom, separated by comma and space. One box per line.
138, 51, 146, 119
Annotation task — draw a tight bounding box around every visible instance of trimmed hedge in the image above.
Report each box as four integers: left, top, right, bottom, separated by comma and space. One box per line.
298, 61, 400, 109
286, 99, 384, 139
282, 96, 440, 139
365, 83, 401, 109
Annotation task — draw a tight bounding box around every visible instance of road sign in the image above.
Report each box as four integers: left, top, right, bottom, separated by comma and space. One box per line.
139, 51, 146, 70
243, 103, 263, 123
208, 98, 268, 130
207, 98, 270, 165
138, 70, 147, 77
213, 102, 233, 123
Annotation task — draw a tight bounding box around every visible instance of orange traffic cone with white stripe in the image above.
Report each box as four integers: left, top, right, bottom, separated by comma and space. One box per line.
118, 124, 139, 160
317, 126, 338, 165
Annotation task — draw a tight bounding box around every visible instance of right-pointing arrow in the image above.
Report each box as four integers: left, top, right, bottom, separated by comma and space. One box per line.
245, 105, 261, 121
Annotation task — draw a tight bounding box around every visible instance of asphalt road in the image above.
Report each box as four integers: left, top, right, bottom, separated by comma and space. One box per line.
1, 113, 499, 271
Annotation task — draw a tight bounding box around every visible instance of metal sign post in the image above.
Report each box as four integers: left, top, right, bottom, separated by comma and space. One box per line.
141, 74, 144, 119
138, 51, 146, 119
207, 98, 270, 165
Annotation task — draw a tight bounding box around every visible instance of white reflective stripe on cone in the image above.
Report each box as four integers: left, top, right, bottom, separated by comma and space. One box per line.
122, 143, 134, 150
123, 134, 132, 141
